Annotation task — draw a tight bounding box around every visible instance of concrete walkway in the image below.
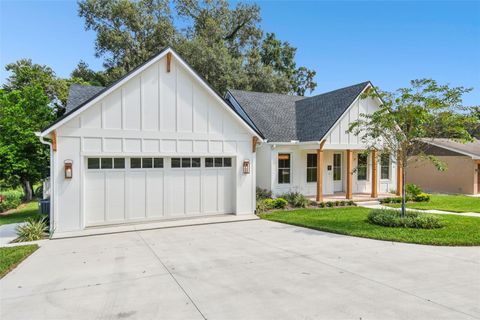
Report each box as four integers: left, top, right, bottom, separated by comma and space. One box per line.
0, 223, 22, 245
356, 201, 480, 218
1, 219, 479, 319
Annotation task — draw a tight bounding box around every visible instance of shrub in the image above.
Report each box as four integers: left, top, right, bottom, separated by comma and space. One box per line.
15, 217, 49, 242
318, 202, 325, 208
414, 193, 430, 202
0, 189, 23, 213
367, 209, 443, 229
406, 183, 422, 198
279, 192, 309, 208
272, 198, 288, 209
256, 187, 272, 200
379, 197, 402, 204
347, 200, 355, 206
325, 201, 334, 207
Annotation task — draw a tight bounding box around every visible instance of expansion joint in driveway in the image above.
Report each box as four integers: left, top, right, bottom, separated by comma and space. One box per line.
136, 231, 207, 320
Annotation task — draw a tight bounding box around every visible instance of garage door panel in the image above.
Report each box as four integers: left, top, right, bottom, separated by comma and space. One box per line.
127, 171, 146, 220
203, 171, 218, 213
218, 169, 233, 213
105, 171, 125, 222
85, 172, 105, 225
167, 170, 185, 216
185, 170, 201, 214
146, 171, 164, 218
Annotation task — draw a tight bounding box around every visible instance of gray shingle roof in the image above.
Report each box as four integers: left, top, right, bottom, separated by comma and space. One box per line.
424, 138, 480, 159
66, 84, 105, 113
228, 81, 370, 142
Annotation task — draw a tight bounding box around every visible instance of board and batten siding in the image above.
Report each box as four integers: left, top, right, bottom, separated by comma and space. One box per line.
53, 55, 255, 232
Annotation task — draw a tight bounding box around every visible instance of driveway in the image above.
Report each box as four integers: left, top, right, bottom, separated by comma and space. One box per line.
1, 219, 479, 320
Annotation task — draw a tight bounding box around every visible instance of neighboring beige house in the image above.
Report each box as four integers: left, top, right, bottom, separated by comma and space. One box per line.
407, 139, 480, 195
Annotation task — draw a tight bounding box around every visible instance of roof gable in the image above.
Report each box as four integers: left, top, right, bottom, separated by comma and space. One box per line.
228, 82, 370, 142
41, 47, 263, 139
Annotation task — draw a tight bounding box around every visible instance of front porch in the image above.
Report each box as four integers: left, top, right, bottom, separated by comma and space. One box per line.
309, 192, 396, 203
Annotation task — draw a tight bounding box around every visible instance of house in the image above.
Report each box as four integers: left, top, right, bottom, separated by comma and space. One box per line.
226, 84, 400, 201
38, 47, 263, 233
38, 47, 400, 234
407, 139, 480, 195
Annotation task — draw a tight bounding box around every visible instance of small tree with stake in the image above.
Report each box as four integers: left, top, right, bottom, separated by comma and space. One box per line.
348, 79, 476, 217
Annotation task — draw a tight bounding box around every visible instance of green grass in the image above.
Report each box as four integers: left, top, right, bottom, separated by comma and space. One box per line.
0, 244, 38, 278
260, 207, 480, 246
386, 195, 480, 213
0, 201, 45, 225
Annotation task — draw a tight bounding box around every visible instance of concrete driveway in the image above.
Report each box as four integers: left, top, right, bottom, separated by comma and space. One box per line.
1, 219, 479, 320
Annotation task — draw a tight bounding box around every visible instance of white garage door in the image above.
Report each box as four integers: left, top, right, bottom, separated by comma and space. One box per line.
84, 157, 234, 226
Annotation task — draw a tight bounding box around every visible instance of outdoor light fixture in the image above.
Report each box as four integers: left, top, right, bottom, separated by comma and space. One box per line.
64, 160, 73, 179
243, 159, 250, 174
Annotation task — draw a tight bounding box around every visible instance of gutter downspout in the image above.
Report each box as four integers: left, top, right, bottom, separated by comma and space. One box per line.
37, 133, 55, 234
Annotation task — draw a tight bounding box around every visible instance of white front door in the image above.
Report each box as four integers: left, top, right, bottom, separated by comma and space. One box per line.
333, 153, 343, 192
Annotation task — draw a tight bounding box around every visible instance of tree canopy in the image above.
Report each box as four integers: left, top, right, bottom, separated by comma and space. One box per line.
77, 0, 317, 95
0, 86, 55, 199
349, 79, 477, 215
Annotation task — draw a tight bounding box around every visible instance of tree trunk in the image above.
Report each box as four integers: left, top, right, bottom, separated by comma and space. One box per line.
401, 165, 406, 217
23, 180, 33, 202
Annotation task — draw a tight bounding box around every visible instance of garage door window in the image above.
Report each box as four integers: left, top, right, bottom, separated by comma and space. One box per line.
172, 158, 201, 168
205, 157, 232, 168
88, 158, 125, 169
131, 157, 164, 169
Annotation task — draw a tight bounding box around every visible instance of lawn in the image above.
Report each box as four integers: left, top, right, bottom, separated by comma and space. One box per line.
0, 201, 45, 225
260, 207, 480, 246
386, 195, 480, 213
0, 244, 38, 278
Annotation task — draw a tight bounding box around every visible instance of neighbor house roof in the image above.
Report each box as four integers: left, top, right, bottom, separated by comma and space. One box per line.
66, 84, 105, 113
424, 138, 480, 159
227, 81, 371, 142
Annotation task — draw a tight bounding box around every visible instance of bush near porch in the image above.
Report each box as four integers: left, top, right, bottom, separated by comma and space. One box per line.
259, 207, 480, 246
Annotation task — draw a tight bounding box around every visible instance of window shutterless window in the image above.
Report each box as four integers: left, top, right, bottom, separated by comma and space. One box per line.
130, 158, 142, 169
153, 158, 163, 168
142, 158, 153, 168
114, 158, 125, 169
205, 158, 214, 167
357, 154, 368, 181
130, 158, 164, 169
333, 154, 342, 181
278, 154, 291, 184
381, 154, 390, 180
87, 158, 100, 169
306, 154, 317, 183
192, 158, 201, 168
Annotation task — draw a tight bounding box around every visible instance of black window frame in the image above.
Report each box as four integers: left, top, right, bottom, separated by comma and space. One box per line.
357, 153, 368, 181
306, 154, 317, 183
380, 153, 390, 180
278, 153, 291, 184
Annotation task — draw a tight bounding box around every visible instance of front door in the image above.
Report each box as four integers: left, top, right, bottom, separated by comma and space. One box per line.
333, 153, 343, 192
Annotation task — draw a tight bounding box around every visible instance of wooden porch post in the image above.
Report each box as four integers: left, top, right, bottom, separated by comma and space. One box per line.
346, 149, 353, 199
396, 154, 403, 196
371, 150, 378, 198
316, 140, 326, 202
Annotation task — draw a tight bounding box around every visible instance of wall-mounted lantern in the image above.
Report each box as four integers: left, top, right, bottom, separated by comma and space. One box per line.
243, 159, 250, 174
64, 160, 73, 179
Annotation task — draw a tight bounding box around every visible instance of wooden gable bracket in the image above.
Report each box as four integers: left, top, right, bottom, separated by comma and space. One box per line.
51, 130, 57, 152
252, 136, 259, 153
166, 52, 172, 72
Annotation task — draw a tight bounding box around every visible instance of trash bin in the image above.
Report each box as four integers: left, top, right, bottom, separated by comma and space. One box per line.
39, 199, 50, 215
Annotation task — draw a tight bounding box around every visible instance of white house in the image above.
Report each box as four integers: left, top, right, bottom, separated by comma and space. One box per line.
226, 83, 400, 201
39, 48, 263, 233
39, 47, 400, 234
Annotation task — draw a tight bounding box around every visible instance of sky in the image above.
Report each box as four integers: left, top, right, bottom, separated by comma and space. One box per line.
1, 0, 479, 105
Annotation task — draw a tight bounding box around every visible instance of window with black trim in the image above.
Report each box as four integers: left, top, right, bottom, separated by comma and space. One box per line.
381, 154, 390, 180
130, 157, 164, 169
357, 154, 368, 181
306, 154, 317, 182
171, 157, 202, 168
204, 157, 232, 168
278, 154, 291, 184
88, 158, 125, 169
